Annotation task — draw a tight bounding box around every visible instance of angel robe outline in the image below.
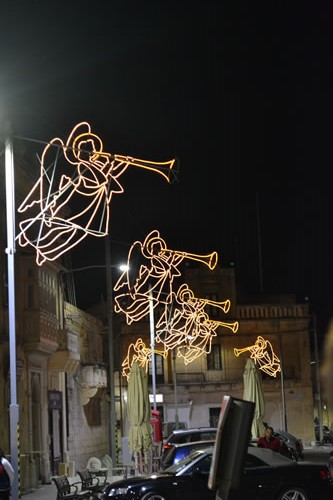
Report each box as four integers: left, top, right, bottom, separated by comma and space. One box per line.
234, 335, 281, 377
114, 229, 218, 324
156, 283, 239, 364
17, 122, 176, 266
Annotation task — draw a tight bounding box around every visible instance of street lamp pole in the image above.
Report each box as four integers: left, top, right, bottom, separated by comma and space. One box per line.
172, 349, 179, 429
148, 286, 157, 411
313, 314, 323, 443
4, 125, 19, 499
105, 235, 117, 465
279, 332, 288, 432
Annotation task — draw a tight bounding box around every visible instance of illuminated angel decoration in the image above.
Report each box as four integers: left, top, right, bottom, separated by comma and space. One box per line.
114, 229, 218, 324
17, 122, 177, 266
234, 335, 281, 377
121, 338, 168, 381
156, 284, 239, 364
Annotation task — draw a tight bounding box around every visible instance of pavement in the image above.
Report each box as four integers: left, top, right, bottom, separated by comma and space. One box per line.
20, 482, 56, 499
20, 473, 124, 499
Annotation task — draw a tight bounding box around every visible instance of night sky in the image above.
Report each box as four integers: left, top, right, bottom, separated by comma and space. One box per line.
1, 1, 333, 341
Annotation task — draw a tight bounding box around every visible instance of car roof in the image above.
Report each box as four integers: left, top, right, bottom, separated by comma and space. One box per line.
170, 439, 216, 449
170, 427, 217, 435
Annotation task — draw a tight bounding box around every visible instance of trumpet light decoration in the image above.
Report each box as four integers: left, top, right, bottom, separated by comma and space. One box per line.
114, 229, 218, 324
234, 335, 281, 377
17, 122, 178, 266
156, 283, 239, 364
121, 337, 168, 381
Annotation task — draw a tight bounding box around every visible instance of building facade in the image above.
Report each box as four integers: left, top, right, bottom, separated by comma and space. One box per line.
119, 266, 316, 445
0, 144, 318, 493
0, 147, 111, 492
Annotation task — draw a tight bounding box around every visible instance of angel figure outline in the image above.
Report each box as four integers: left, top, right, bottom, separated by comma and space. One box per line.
114, 229, 218, 324
17, 122, 177, 266
156, 283, 239, 364
234, 335, 281, 377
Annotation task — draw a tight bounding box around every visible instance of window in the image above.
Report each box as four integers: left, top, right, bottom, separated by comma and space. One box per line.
189, 455, 212, 474
204, 292, 219, 318
209, 408, 220, 428
207, 344, 222, 370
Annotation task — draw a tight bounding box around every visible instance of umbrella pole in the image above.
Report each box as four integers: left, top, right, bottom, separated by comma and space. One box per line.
134, 452, 139, 476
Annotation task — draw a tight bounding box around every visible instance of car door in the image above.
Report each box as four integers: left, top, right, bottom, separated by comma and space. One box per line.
173, 455, 215, 500
230, 453, 277, 500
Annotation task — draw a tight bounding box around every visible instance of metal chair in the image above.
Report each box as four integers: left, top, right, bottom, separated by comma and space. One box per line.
52, 475, 91, 500
77, 469, 109, 499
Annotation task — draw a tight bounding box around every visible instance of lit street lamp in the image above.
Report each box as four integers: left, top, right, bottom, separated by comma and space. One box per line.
3, 124, 19, 500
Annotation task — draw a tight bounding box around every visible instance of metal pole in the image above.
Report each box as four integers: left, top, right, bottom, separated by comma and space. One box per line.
313, 314, 323, 443
172, 349, 179, 429
105, 235, 117, 465
5, 126, 19, 499
149, 287, 157, 411
279, 332, 287, 431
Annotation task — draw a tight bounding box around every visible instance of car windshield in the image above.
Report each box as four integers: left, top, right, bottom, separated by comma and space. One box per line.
163, 449, 211, 474
163, 446, 293, 477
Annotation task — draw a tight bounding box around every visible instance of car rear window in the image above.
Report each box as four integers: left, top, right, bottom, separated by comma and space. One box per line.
167, 429, 217, 445
199, 431, 216, 441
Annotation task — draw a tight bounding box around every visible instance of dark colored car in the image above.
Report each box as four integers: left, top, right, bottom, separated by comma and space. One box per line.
101, 445, 333, 500
162, 427, 217, 465
161, 439, 215, 469
315, 425, 333, 444
275, 429, 304, 460
249, 435, 298, 462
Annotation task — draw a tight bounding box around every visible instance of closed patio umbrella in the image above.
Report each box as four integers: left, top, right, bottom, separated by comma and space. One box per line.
127, 361, 153, 472
243, 357, 266, 439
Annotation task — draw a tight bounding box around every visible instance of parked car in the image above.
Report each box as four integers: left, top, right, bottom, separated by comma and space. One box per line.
315, 425, 333, 444
275, 429, 304, 461
161, 439, 216, 469
161, 426, 217, 465
101, 445, 333, 500
250, 434, 299, 462
162, 421, 187, 439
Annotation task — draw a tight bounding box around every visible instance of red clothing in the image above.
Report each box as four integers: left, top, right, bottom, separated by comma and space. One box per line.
257, 435, 282, 452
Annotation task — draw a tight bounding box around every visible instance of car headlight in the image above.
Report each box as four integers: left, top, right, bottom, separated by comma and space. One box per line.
108, 486, 129, 496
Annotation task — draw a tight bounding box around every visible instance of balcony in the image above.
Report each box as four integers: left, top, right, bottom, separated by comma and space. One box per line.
21, 310, 59, 355
48, 329, 80, 373
176, 372, 206, 384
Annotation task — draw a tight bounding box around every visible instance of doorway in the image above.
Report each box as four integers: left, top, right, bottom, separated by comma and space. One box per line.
48, 390, 63, 475
209, 407, 221, 428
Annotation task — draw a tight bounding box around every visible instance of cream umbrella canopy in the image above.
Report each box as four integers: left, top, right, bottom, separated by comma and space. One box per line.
127, 361, 153, 457
243, 357, 266, 439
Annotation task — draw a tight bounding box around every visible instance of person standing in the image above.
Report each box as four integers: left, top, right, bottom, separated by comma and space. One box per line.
0, 448, 14, 500
257, 426, 282, 452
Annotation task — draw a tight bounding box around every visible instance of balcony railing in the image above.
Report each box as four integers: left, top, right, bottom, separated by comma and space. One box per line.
176, 372, 205, 383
